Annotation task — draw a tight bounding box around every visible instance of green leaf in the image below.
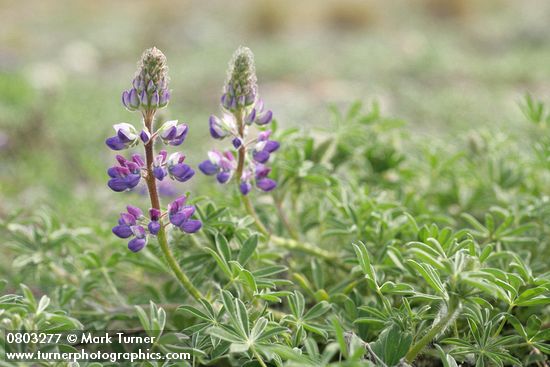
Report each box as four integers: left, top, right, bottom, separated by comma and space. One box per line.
331, 317, 348, 359
235, 298, 250, 336
379, 281, 415, 295
406, 260, 447, 297
288, 291, 305, 318
238, 235, 258, 266
209, 327, 244, 344
135, 305, 150, 331
352, 242, 376, 282
205, 248, 232, 279
515, 286, 549, 306
178, 305, 212, 322
239, 269, 258, 293
36, 295, 50, 315
215, 233, 232, 262
435, 344, 458, 367
303, 301, 331, 320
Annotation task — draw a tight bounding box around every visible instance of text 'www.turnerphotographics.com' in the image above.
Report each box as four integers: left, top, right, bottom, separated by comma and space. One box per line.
4, 331, 191, 363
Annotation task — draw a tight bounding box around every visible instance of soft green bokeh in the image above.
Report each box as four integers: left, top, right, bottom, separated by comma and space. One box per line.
1, 0, 550, 220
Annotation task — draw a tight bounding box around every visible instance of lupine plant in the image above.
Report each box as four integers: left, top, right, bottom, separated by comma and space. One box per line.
106, 47, 203, 300
2, 47, 550, 367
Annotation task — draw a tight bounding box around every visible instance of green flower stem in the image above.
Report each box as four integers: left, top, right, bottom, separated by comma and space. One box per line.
405, 300, 460, 363
143, 110, 203, 302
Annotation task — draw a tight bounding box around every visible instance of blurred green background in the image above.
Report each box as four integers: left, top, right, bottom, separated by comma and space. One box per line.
1, 0, 550, 222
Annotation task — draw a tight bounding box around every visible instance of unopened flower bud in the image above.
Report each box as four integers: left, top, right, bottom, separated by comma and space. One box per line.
223, 47, 257, 112
158, 90, 170, 108
122, 47, 170, 113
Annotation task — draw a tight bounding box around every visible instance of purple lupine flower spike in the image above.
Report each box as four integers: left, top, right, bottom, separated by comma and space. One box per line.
109, 47, 202, 253
200, 47, 280, 194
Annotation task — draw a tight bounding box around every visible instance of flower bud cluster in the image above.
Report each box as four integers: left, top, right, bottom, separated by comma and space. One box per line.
122, 47, 170, 112
222, 46, 257, 112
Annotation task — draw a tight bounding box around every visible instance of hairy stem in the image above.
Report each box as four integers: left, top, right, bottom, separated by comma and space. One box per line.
252, 347, 268, 367
233, 110, 349, 271
405, 301, 460, 363
143, 111, 203, 301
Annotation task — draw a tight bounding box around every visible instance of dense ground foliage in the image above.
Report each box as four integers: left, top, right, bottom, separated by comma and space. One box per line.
1, 84, 549, 366
2, 3, 550, 366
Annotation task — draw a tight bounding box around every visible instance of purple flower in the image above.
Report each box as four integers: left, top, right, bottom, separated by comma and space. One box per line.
168, 196, 202, 233
105, 123, 139, 151
245, 99, 273, 126
238, 165, 277, 195
140, 129, 151, 144
252, 131, 279, 164
198, 151, 237, 184
159, 120, 188, 146
159, 90, 170, 108
112, 206, 148, 252
152, 150, 168, 181
122, 89, 140, 111
232, 138, 242, 149
209, 115, 227, 139
240, 181, 252, 195
167, 152, 195, 182
107, 154, 144, 192
256, 178, 277, 191
148, 208, 161, 235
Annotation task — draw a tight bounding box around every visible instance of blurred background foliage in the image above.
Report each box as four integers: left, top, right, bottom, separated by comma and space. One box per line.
1, 0, 550, 249
1, 3, 550, 365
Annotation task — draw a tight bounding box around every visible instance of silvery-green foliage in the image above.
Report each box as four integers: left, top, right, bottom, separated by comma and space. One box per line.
2, 99, 549, 367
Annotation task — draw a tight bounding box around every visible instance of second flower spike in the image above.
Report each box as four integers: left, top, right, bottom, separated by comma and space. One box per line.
200, 46, 279, 195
